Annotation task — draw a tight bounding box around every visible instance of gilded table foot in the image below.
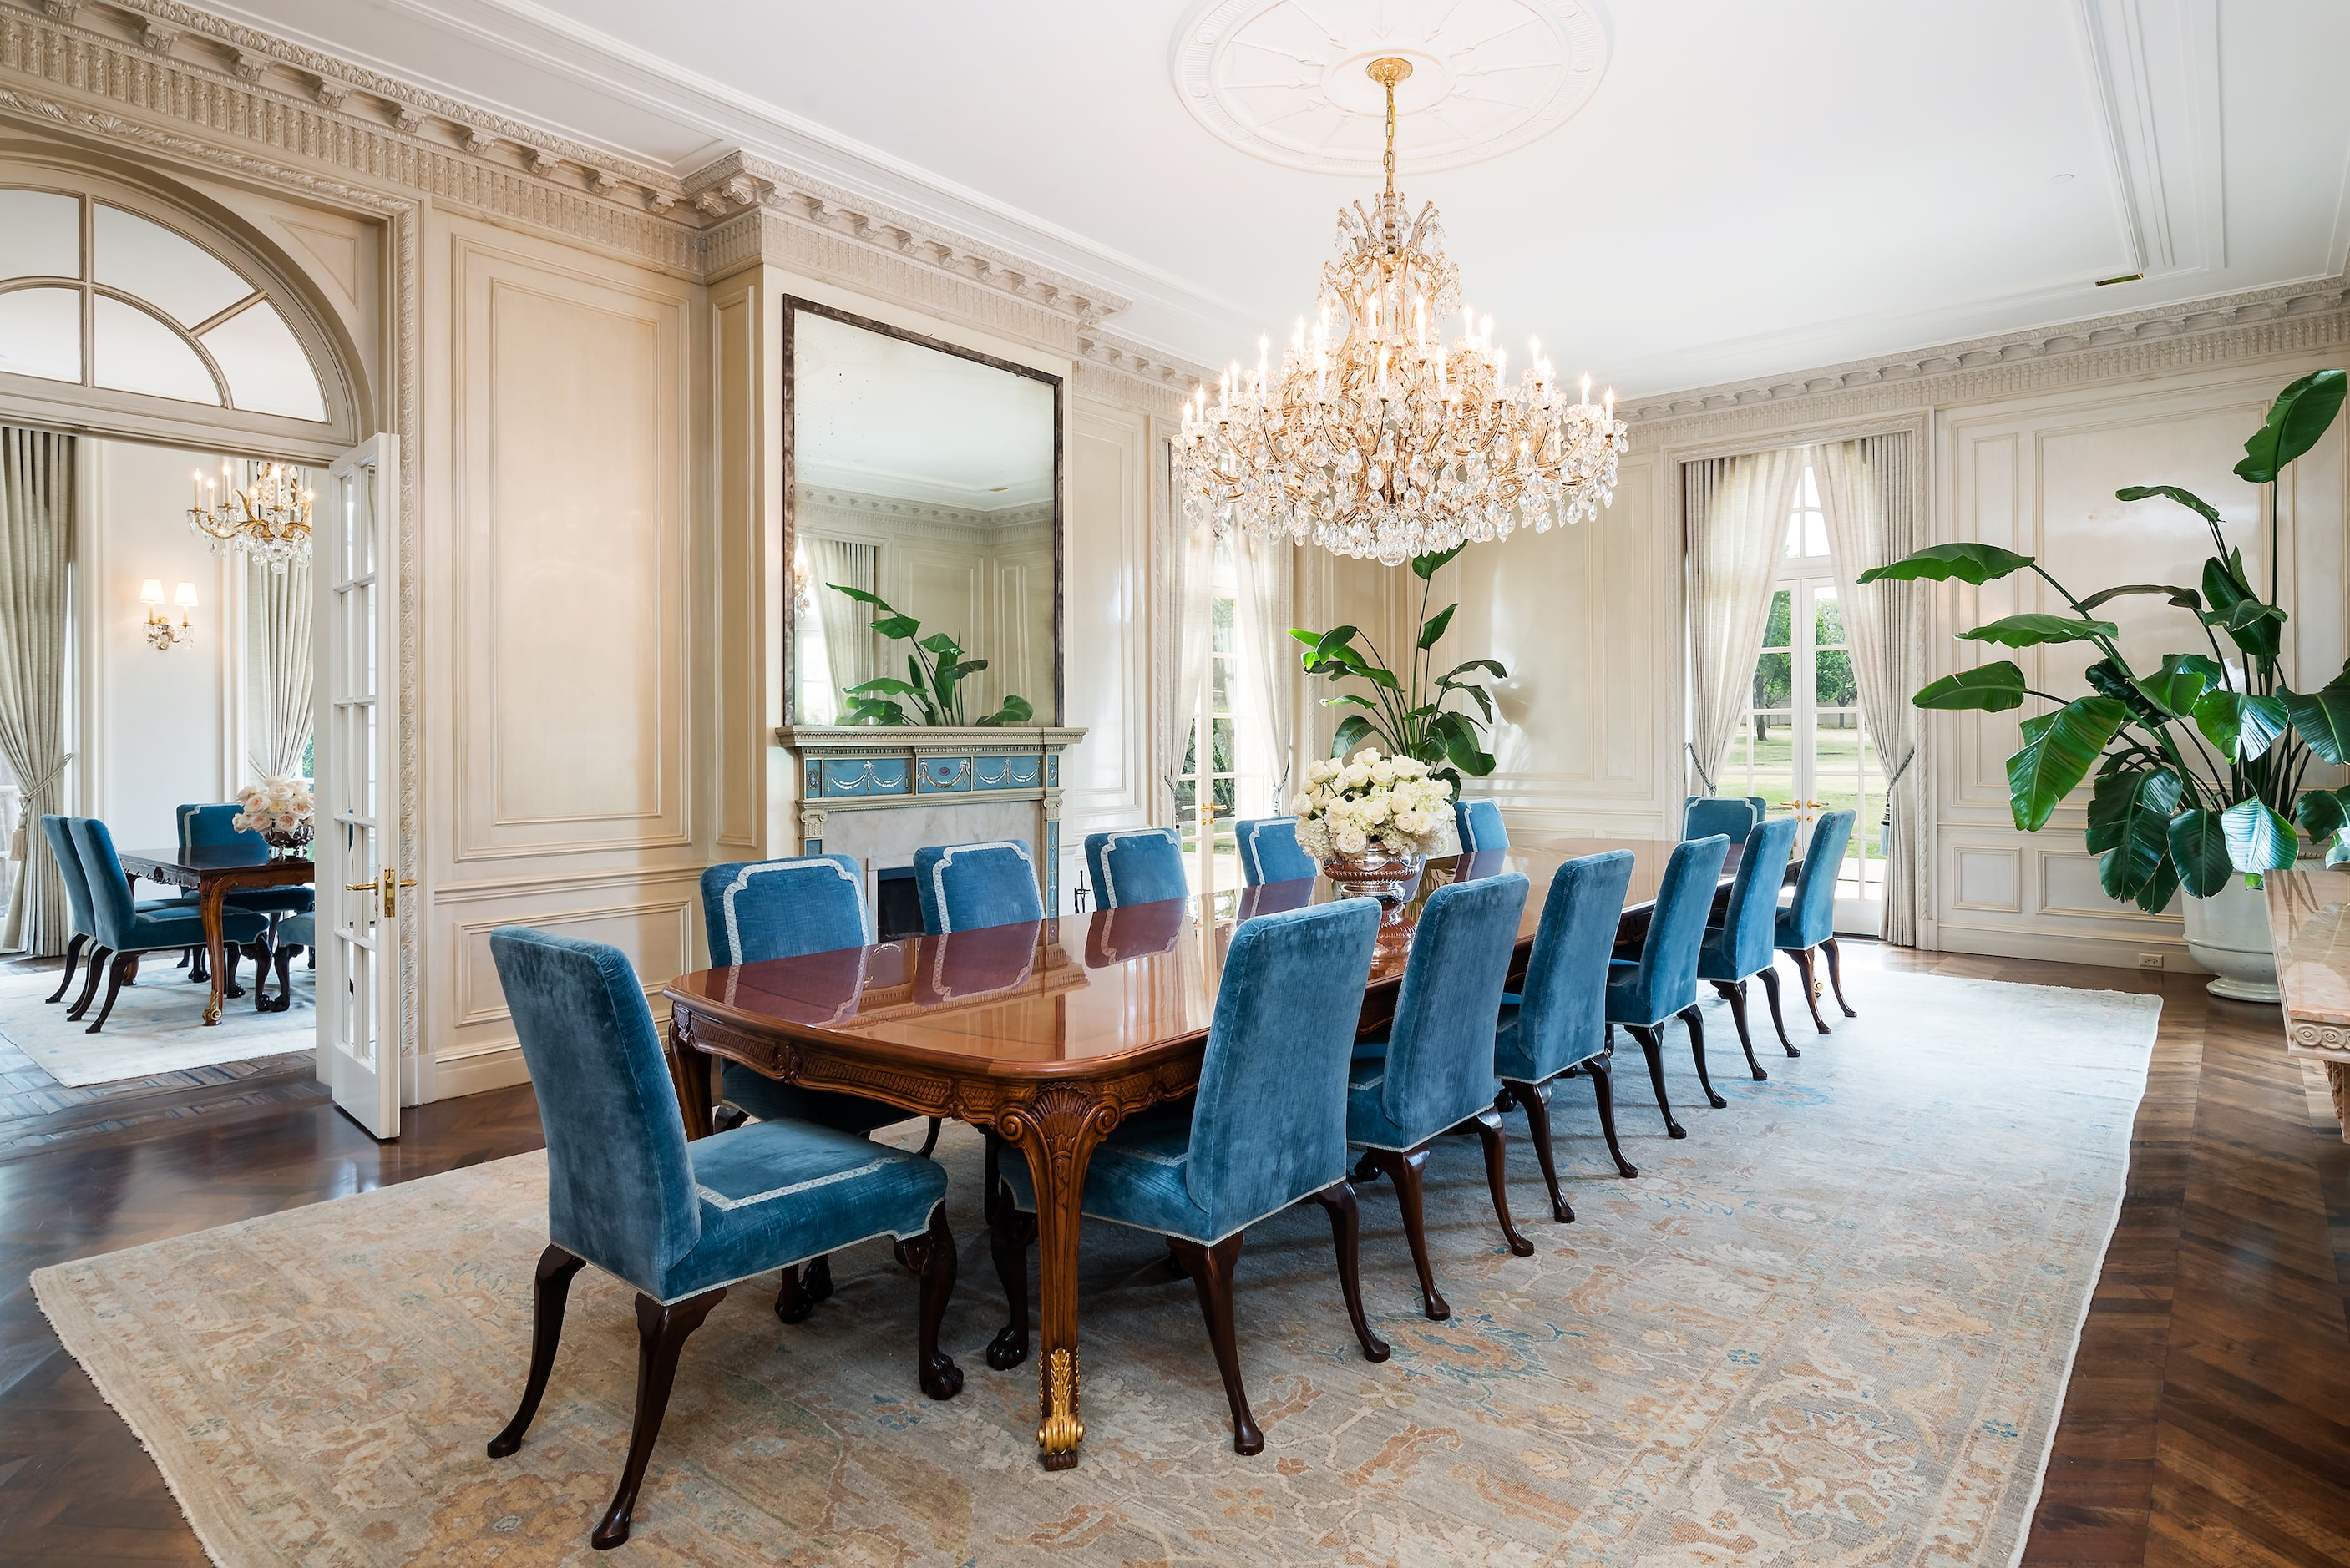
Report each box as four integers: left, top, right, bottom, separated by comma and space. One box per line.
1036, 1346, 1082, 1470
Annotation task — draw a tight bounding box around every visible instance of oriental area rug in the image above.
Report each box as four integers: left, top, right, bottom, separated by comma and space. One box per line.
34, 969, 2160, 1566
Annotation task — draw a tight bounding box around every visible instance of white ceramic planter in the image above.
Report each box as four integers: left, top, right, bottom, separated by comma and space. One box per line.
2181, 875, 2280, 1004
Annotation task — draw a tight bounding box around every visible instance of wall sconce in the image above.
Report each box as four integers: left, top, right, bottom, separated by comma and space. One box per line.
140, 579, 196, 650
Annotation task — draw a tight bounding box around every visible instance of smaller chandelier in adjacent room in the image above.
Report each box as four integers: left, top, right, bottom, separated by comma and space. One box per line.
188, 459, 314, 569
1175, 56, 1628, 565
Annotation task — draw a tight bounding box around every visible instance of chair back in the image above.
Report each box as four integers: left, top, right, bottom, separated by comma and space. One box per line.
700, 854, 864, 966
1452, 798, 1508, 852
1375, 873, 1530, 1142
1234, 817, 1315, 885
1618, 835, 1732, 1024
1499, 849, 1636, 1083
1083, 827, 1187, 908
180, 802, 265, 853
1716, 815, 1800, 977
912, 839, 1044, 933
1683, 795, 1764, 842
1185, 898, 1380, 1224
1782, 809, 1854, 948
65, 817, 140, 948
489, 927, 700, 1296
39, 816, 95, 939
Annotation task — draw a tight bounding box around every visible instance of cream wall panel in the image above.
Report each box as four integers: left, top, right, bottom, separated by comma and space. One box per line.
1062, 402, 1155, 901
710, 274, 764, 859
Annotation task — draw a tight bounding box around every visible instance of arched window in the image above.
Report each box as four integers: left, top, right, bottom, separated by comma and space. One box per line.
0, 185, 331, 424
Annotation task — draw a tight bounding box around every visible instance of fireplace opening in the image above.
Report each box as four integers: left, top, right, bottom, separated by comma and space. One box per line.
874, 865, 923, 942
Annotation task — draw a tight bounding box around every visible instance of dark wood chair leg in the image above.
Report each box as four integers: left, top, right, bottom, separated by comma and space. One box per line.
42, 933, 85, 1004
85, 951, 139, 1034
265, 943, 296, 1012
1790, 945, 1831, 1034
1369, 1146, 1449, 1320
1510, 1077, 1573, 1222
1679, 1004, 1727, 1109
591, 1287, 726, 1551
985, 1199, 1035, 1372
1307, 1181, 1389, 1363
247, 939, 276, 1013
1822, 935, 1857, 1017
1759, 963, 1800, 1056
188, 943, 208, 984
1586, 1053, 1638, 1177
1471, 1107, 1537, 1252
64, 946, 110, 1019
1714, 979, 1768, 1081
891, 1204, 963, 1400
487, 1243, 586, 1457
1167, 1232, 1259, 1454
918, 1117, 943, 1158
219, 942, 245, 1000
1628, 1024, 1685, 1139
774, 1255, 834, 1324
175, 946, 190, 970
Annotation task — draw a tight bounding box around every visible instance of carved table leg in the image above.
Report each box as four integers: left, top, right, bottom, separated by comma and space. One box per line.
668, 1014, 714, 1141
200, 880, 231, 1026
997, 1088, 1120, 1470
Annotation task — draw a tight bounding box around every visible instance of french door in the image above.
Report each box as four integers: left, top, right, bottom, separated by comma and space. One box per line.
314, 434, 407, 1139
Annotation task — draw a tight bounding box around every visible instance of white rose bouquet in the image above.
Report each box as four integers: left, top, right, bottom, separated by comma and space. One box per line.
234, 775, 317, 851
1289, 748, 1454, 862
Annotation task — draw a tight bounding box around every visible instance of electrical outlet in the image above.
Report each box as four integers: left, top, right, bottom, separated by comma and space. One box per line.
2137, 953, 2165, 970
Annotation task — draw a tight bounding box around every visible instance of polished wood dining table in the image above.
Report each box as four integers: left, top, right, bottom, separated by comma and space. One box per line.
662, 834, 1755, 1470
116, 843, 316, 1025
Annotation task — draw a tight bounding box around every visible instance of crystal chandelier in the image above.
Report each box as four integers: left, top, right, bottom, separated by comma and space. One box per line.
187, 459, 314, 569
1174, 57, 1628, 565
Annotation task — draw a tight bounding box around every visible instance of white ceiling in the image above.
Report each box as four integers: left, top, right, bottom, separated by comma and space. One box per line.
206, 0, 2350, 397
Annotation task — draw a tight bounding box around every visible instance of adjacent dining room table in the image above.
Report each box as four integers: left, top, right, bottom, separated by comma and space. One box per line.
662, 834, 1762, 1470
115, 842, 317, 1025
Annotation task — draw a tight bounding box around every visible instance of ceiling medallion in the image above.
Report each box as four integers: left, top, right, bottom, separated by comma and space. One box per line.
1171, 0, 1609, 177
1174, 56, 1626, 565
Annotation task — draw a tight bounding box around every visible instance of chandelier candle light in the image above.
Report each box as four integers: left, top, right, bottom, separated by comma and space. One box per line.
188, 459, 315, 569
1175, 56, 1628, 564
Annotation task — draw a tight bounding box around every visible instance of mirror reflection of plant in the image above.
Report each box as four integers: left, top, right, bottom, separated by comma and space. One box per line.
1290, 544, 1507, 792
828, 584, 1034, 726
1858, 369, 2350, 910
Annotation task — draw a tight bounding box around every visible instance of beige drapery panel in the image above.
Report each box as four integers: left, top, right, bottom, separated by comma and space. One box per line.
1233, 531, 1298, 815
808, 536, 879, 721
1153, 443, 1215, 824
1684, 447, 1803, 795
246, 556, 314, 779
1814, 432, 1928, 946
0, 427, 73, 956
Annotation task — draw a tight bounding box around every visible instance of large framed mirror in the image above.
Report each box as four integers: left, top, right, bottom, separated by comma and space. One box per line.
784, 300, 1061, 727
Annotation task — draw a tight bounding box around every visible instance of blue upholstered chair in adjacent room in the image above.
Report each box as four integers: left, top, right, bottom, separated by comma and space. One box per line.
998, 898, 1385, 1453
1682, 795, 1767, 842
912, 839, 1043, 933
1348, 873, 1533, 1320
1493, 848, 1640, 1208
484, 928, 959, 1550
67, 817, 269, 1034
699, 856, 939, 1319
1696, 815, 1803, 1078
1083, 827, 1188, 908
1452, 798, 1508, 852
1234, 816, 1316, 885
38, 815, 180, 1010
179, 803, 316, 918
1605, 834, 1733, 1139
1776, 808, 1860, 1033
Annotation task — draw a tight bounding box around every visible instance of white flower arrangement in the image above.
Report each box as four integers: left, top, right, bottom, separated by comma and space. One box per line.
1289, 749, 1455, 862
233, 775, 316, 847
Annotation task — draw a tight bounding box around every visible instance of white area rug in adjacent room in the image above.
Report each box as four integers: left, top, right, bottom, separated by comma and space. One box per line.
0, 964, 312, 1086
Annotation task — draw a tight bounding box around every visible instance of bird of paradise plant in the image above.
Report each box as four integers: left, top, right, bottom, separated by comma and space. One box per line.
828, 584, 1034, 726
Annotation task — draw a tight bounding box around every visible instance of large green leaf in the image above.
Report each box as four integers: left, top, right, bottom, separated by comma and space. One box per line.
973, 694, 1034, 726
2221, 797, 2298, 876
2005, 695, 2125, 831
1329, 713, 1376, 757
828, 583, 894, 610
2076, 581, 2202, 614
1956, 613, 2117, 648
2098, 768, 2183, 911
2138, 652, 2217, 716
2295, 786, 2350, 845
871, 614, 922, 641
2282, 680, 2350, 764
1856, 542, 2034, 585
2114, 484, 2223, 525
1410, 544, 1466, 579
2084, 764, 2145, 852
2190, 690, 2287, 761
844, 675, 925, 697
1320, 692, 1378, 711
1912, 660, 2028, 711
918, 631, 963, 657
2196, 562, 2282, 660
2084, 657, 2167, 727
2236, 368, 2347, 484
1438, 657, 1508, 683
841, 695, 909, 726
1417, 602, 1458, 650
2167, 809, 2233, 897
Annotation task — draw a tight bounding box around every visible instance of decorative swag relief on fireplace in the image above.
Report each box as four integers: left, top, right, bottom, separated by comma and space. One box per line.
777, 298, 1081, 919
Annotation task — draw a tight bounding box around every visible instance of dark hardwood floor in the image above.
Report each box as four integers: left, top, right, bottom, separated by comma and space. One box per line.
0, 944, 2342, 1565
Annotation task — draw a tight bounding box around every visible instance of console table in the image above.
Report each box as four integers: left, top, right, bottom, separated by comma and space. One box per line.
2267, 861, 2350, 1138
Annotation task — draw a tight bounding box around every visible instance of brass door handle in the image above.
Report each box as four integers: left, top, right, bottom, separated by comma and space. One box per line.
346, 868, 420, 917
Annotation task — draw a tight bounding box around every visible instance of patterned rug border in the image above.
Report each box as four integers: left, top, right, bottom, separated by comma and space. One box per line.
30, 972, 2165, 1568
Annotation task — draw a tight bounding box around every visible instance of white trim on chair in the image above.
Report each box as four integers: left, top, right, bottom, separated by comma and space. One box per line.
1238, 817, 1299, 884
926, 840, 1035, 934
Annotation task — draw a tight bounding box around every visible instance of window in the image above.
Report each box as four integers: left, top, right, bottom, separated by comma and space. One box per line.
1722, 464, 1886, 926
1171, 538, 1269, 904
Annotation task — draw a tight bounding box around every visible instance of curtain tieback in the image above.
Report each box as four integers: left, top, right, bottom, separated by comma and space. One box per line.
1685, 741, 1716, 795
1883, 748, 1916, 792
18, 752, 71, 802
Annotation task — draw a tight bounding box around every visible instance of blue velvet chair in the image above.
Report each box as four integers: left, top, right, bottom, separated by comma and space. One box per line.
698, 856, 939, 1319
1083, 827, 1188, 908
1696, 815, 1802, 1079
38, 815, 180, 1009
1234, 816, 1315, 885
998, 898, 1385, 1452
1683, 795, 1769, 842
67, 817, 268, 1034
1347, 872, 1532, 1321
484, 927, 960, 1549
179, 803, 315, 917
1605, 834, 1732, 1139
912, 839, 1042, 933
1494, 848, 1640, 1210
1452, 798, 1508, 852
1776, 809, 1860, 1033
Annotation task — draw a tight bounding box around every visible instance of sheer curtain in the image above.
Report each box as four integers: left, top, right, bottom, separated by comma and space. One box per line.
1233, 531, 1297, 813
1685, 446, 1803, 796
1815, 432, 1927, 945
0, 427, 73, 955
1156, 511, 1214, 822
808, 536, 878, 722
246, 557, 313, 778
